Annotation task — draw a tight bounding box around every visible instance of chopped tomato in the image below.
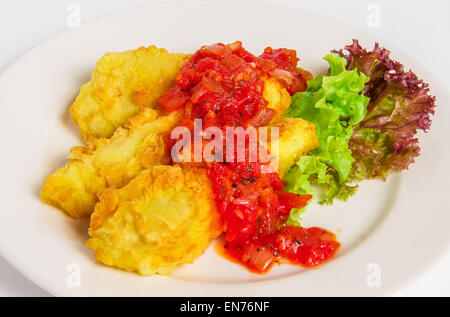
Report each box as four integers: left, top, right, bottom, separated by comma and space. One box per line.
221, 54, 245, 71
246, 108, 276, 127
277, 192, 312, 210
298, 68, 314, 82
276, 227, 340, 267
260, 47, 309, 94
164, 42, 339, 274
199, 43, 232, 59
245, 244, 275, 273
158, 85, 189, 112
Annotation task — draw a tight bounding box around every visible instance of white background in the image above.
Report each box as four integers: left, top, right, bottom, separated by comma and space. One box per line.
0, 0, 448, 296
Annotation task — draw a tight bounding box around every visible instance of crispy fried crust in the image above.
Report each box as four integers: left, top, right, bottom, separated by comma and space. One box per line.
269, 118, 319, 178
70, 46, 189, 143
263, 77, 292, 123
87, 165, 222, 276
260, 78, 319, 177
40, 109, 183, 218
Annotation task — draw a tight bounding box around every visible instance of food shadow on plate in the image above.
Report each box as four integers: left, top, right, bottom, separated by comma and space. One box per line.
339, 175, 403, 257
33, 74, 94, 259
34, 77, 88, 201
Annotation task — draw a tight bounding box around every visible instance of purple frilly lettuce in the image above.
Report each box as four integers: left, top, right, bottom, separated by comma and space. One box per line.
335, 40, 436, 179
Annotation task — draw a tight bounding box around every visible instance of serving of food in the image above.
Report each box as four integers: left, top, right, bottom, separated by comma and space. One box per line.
0, 1, 448, 296
39, 39, 435, 276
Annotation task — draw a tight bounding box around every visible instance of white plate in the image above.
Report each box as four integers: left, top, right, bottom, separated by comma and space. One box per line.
0, 0, 449, 297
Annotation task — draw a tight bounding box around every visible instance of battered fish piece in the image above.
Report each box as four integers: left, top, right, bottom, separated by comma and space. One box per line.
41, 109, 183, 218
268, 118, 319, 178
85, 119, 317, 275
262, 75, 317, 176
87, 165, 221, 275
263, 77, 292, 123
70, 46, 189, 143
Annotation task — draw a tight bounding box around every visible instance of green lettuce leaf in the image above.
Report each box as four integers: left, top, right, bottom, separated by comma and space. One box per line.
284, 42, 435, 226
284, 54, 369, 223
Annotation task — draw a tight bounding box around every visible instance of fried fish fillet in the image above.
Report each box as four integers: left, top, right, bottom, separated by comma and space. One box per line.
263, 77, 292, 123
87, 165, 222, 275
70, 46, 189, 143
268, 117, 319, 178
41, 109, 183, 218
85, 118, 317, 276
262, 75, 319, 176
85, 118, 317, 275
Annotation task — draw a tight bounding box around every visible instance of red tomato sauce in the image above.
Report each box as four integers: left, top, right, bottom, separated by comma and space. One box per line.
159, 42, 340, 273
